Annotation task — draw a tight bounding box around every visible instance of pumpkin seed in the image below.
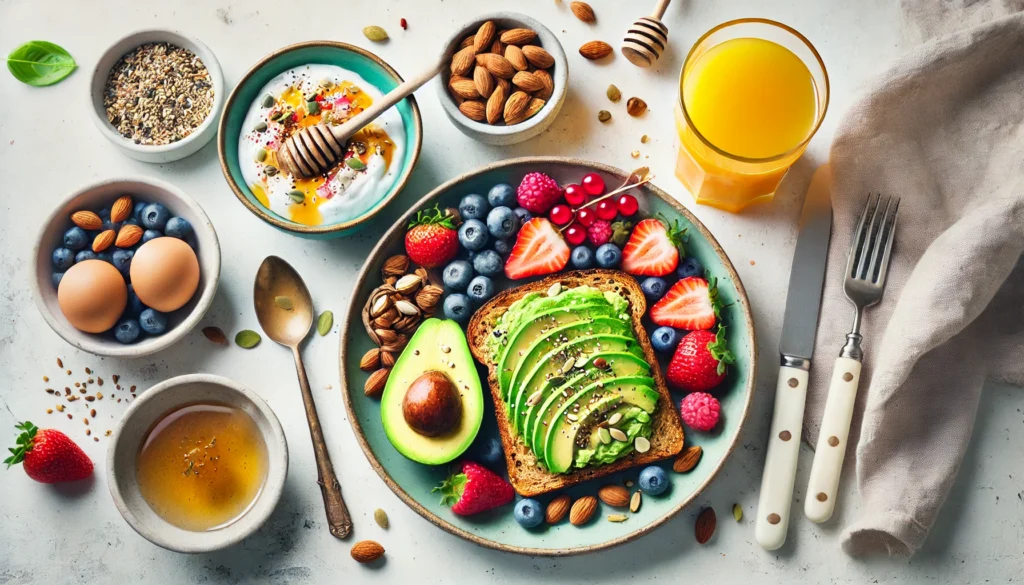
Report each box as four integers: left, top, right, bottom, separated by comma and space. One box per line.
264, 165, 279, 177
317, 310, 334, 336
254, 148, 267, 163
526, 390, 544, 407
598, 427, 611, 444
606, 84, 621, 102
573, 355, 589, 369
547, 282, 561, 297
630, 491, 641, 513
373, 508, 389, 529
607, 412, 622, 426
363, 25, 389, 42
346, 157, 367, 171
234, 330, 261, 349
607, 514, 628, 523
547, 376, 566, 387
274, 296, 293, 310
287, 190, 305, 203
733, 503, 743, 522
598, 110, 611, 123
307, 100, 321, 116
261, 94, 275, 108
634, 436, 651, 453
609, 428, 628, 442
254, 121, 268, 132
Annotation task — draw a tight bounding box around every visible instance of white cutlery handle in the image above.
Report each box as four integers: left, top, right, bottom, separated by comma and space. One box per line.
755, 365, 809, 550
805, 357, 862, 523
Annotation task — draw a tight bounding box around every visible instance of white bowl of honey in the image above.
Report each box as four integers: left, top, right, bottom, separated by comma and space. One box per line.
107, 374, 288, 553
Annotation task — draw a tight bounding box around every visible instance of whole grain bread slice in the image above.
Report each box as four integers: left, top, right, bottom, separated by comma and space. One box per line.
467, 269, 684, 497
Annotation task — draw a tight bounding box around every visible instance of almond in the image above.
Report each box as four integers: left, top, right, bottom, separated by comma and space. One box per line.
500, 28, 537, 45
486, 83, 507, 125
598, 485, 630, 508
92, 230, 115, 253
414, 284, 443, 309
546, 495, 571, 524
71, 211, 102, 230
451, 45, 477, 76
458, 100, 486, 122
450, 78, 481, 99
504, 45, 529, 71
533, 69, 554, 101
459, 35, 475, 49
473, 65, 495, 98
359, 348, 381, 371
382, 254, 410, 277
489, 37, 505, 55
673, 445, 703, 473
110, 195, 133, 223
511, 71, 544, 93
570, 1, 596, 23
473, 21, 496, 53
569, 496, 598, 526
695, 507, 716, 544
495, 76, 511, 95
503, 91, 530, 125
506, 97, 545, 125
521, 45, 555, 69
475, 53, 515, 79
380, 351, 396, 368
364, 368, 389, 397
115, 224, 142, 248
579, 40, 613, 60
350, 540, 385, 563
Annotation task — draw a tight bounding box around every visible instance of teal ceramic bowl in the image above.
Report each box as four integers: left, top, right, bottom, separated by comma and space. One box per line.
340, 157, 757, 555
218, 41, 422, 239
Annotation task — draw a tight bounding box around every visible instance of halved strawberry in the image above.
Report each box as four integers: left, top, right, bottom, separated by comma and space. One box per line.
621, 217, 686, 276
505, 218, 570, 280
650, 276, 720, 330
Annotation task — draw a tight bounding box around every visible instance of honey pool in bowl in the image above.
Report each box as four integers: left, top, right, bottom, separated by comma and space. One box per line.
136, 402, 268, 531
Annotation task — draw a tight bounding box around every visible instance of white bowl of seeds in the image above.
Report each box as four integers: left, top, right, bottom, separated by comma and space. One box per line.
90, 30, 225, 163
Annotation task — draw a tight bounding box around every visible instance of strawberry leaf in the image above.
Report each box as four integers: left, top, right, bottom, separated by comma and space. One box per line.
4, 421, 38, 468
708, 326, 736, 376
655, 213, 688, 256
408, 204, 457, 230
431, 471, 468, 507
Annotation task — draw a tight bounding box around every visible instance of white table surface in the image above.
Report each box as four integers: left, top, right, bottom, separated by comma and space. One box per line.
1, 1, 1021, 583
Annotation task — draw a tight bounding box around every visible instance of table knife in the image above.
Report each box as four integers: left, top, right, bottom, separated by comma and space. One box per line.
754, 164, 832, 550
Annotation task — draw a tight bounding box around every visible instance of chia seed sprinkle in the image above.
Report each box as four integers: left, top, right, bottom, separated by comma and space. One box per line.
103, 42, 214, 145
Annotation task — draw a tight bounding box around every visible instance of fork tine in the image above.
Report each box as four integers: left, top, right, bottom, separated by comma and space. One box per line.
865, 195, 893, 280
853, 194, 881, 280
847, 194, 878, 279
872, 197, 900, 285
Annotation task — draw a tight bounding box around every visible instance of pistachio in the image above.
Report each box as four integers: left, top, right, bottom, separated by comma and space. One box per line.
287, 190, 305, 203
274, 295, 293, 310
598, 110, 611, 122
395, 300, 420, 316
395, 274, 422, 295
346, 157, 367, 171
261, 94, 275, 108
373, 508, 389, 529
234, 330, 262, 349
362, 25, 389, 42
253, 121, 268, 132
317, 310, 333, 336
307, 100, 321, 116
370, 295, 392, 317
264, 165, 279, 177
254, 148, 267, 163
606, 84, 621, 102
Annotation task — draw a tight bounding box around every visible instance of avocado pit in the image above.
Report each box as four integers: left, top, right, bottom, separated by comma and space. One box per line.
402, 371, 462, 437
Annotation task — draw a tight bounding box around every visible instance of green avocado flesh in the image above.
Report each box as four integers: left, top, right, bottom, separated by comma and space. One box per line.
487, 285, 659, 473
381, 319, 483, 465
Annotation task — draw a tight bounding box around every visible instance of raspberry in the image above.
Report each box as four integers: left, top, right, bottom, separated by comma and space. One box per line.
679, 392, 720, 431
516, 172, 562, 214
587, 219, 612, 246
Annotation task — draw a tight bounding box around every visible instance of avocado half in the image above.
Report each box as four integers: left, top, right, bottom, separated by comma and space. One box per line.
380, 318, 484, 465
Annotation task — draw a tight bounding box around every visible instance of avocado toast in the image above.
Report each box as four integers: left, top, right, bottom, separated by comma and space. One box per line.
467, 269, 685, 497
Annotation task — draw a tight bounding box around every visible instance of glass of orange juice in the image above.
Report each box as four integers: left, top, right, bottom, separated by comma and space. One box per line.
675, 19, 829, 212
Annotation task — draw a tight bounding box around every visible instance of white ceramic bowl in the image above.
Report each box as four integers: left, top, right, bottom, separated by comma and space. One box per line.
90, 30, 225, 163
437, 13, 568, 145
32, 177, 221, 357
108, 374, 288, 553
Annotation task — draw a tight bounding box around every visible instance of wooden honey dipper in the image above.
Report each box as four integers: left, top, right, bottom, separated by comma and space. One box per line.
620, 0, 671, 68
277, 58, 444, 179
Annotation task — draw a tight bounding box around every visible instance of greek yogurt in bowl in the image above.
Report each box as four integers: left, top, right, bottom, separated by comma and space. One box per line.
238, 64, 406, 227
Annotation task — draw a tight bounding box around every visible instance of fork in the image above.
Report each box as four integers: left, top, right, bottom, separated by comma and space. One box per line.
805, 194, 900, 523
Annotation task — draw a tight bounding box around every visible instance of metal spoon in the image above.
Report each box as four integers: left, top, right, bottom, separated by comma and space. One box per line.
254, 256, 352, 539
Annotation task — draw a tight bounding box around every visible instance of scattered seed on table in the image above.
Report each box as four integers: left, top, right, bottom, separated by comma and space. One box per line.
56, 358, 63, 368
43, 376, 49, 382
85, 368, 91, 375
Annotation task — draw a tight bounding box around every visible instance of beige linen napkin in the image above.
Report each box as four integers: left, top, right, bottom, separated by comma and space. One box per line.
802, 11, 1024, 556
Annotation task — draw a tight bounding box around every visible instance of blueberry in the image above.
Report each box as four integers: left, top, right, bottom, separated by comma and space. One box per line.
140, 203, 171, 230
493, 237, 513, 257
75, 250, 97, 263
512, 207, 533, 226
63, 227, 89, 251
96, 252, 113, 264
650, 326, 681, 353
139, 308, 167, 335
638, 466, 669, 495
486, 206, 519, 239
595, 243, 622, 268
458, 219, 489, 251
164, 217, 193, 239
122, 217, 140, 227
112, 249, 134, 275
472, 250, 503, 277
52, 272, 65, 288
442, 260, 474, 291
132, 201, 147, 220
640, 277, 667, 304
458, 193, 489, 221
470, 435, 504, 470
126, 284, 145, 317
466, 275, 495, 303
99, 207, 112, 220
443, 293, 471, 323
570, 246, 594, 269
677, 257, 704, 279
52, 248, 74, 271
101, 218, 121, 232
141, 230, 162, 244
114, 319, 141, 344
487, 183, 516, 208
514, 498, 544, 529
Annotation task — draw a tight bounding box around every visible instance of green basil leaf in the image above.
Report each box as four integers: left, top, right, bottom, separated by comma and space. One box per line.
7, 41, 77, 87
234, 329, 262, 349
317, 310, 334, 336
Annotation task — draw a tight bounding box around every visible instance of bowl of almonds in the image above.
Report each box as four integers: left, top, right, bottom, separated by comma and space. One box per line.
438, 13, 568, 145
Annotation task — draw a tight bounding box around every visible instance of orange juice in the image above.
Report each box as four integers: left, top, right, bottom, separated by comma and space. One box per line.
675, 20, 827, 212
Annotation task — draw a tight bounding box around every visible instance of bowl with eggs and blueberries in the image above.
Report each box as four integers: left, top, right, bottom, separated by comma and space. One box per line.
32, 177, 221, 357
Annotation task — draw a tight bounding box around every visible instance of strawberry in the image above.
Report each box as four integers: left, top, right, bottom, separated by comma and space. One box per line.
504, 218, 570, 280
4, 421, 93, 483
405, 205, 459, 268
621, 217, 686, 276
433, 461, 514, 516
667, 327, 735, 392
516, 172, 562, 214
650, 276, 720, 330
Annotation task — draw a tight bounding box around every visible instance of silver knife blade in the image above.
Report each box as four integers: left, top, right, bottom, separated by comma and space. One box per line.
779, 164, 833, 361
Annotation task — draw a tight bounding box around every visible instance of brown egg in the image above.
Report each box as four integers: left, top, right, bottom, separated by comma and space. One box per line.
58, 260, 128, 333
130, 237, 200, 312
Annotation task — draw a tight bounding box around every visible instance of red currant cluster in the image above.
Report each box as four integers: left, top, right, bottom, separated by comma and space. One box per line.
548, 173, 639, 246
